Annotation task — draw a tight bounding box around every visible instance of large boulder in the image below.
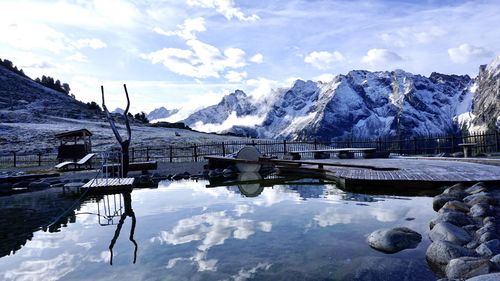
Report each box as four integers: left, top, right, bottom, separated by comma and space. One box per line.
367, 227, 422, 253
442, 200, 470, 213
476, 239, 500, 257
465, 183, 488, 194
470, 204, 493, 218
445, 257, 490, 279
433, 194, 461, 211
430, 210, 474, 229
426, 240, 475, 266
466, 273, 500, 281
429, 222, 472, 245
443, 183, 468, 199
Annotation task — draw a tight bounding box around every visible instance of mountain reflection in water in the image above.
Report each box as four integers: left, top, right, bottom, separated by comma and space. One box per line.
0, 178, 437, 281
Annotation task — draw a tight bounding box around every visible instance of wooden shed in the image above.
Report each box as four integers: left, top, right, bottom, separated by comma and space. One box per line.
55, 129, 93, 162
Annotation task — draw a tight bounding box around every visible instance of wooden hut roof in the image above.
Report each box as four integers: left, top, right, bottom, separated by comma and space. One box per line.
55, 129, 93, 139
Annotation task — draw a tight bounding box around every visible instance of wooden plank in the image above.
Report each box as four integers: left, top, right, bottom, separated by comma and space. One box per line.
83, 178, 134, 188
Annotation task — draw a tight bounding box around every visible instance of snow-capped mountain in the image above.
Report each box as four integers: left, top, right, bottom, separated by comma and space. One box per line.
182, 68, 480, 140
470, 56, 500, 131
147, 106, 179, 122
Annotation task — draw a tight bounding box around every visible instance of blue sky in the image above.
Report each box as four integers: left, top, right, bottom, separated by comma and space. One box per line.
1, 0, 499, 116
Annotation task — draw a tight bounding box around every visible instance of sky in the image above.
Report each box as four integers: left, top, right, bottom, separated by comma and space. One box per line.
1, 0, 499, 116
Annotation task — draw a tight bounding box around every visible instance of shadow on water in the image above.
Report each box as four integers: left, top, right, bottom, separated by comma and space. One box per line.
207, 172, 442, 199
0, 187, 139, 265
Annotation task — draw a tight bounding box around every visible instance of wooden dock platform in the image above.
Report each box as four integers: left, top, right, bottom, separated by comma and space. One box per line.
275, 158, 500, 191
82, 178, 135, 193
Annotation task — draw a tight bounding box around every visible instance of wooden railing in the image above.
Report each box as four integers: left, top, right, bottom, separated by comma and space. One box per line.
1, 131, 499, 168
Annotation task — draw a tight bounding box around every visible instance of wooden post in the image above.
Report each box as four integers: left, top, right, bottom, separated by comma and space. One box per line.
146, 147, 150, 161
314, 139, 318, 150
222, 142, 226, 156
451, 135, 455, 153
413, 137, 417, 155
38, 152, 42, 166
131, 148, 135, 162
283, 140, 287, 154
495, 131, 499, 152
13, 151, 16, 167
193, 144, 198, 162
169, 146, 173, 162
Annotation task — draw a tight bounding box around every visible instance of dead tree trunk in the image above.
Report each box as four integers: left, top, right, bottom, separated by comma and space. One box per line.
101, 84, 132, 177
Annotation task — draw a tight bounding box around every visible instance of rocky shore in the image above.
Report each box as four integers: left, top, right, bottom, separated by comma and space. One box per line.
427, 182, 500, 280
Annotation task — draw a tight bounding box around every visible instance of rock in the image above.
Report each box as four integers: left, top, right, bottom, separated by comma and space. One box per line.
28, 181, 51, 189
483, 217, 496, 225
452, 152, 464, 158
468, 195, 497, 207
476, 239, 500, 257
490, 254, 500, 270
334, 256, 435, 281
463, 225, 478, 233
445, 257, 490, 279
434, 194, 462, 211
367, 227, 422, 253
470, 204, 492, 218
464, 192, 493, 204
466, 240, 480, 250
443, 183, 468, 199
429, 222, 472, 245
477, 225, 497, 236
466, 183, 488, 194
479, 232, 496, 243
442, 201, 470, 213
426, 240, 475, 266
465, 273, 500, 281
430, 210, 474, 229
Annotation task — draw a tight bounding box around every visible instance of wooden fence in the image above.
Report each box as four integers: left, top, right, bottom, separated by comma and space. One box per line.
1, 131, 499, 168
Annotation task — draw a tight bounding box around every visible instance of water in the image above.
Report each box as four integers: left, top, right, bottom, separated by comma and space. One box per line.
0, 178, 438, 280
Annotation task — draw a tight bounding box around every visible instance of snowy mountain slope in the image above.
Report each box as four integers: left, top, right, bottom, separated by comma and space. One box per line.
147, 106, 179, 122
183, 68, 474, 140
182, 90, 259, 129
470, 55, 500, 131
0, 65, 104, 123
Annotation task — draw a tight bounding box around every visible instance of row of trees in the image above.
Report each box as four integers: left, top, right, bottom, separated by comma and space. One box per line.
34, 75, 71, 95
86, 101, 149, 123
0, 58, 27, 77
1, 57, 150, 124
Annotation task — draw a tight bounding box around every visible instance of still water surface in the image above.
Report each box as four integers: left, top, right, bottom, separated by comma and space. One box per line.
0, 179, 438, 280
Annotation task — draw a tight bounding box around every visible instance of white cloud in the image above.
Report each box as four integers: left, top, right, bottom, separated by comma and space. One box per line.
66, 52, 88, 63
141, 39, 246, 79
249, 53, 264, 64
448, 43, 493, 64
187, 0, 259, 22
379, 26, 446, 47
153, 17, 206, 40
152, 211, 271, 271
0, 22, 67, 53
304, 51, 344, 70
192, 111, 266, 132
224, 70, 247, 82
314, 73, 335, 83
361, 48, 403, 66
75, 38, 107, 49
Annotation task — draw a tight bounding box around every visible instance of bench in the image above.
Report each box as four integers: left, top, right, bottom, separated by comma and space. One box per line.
102, 161, 158, 175
285, 148, 378, 160
458, 143, 477, 158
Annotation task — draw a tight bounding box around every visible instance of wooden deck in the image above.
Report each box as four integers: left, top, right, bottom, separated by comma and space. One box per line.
275, 158, 500, 190
82, 178, 135, 192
